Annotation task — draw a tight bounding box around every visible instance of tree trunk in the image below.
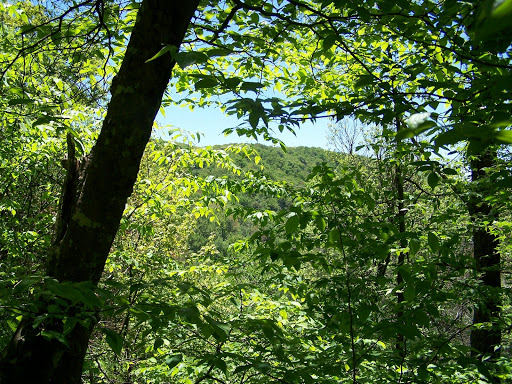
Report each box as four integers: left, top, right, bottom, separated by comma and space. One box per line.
468, 149, 501, 362
0, 1, 199, 382
394, 116, 407, 359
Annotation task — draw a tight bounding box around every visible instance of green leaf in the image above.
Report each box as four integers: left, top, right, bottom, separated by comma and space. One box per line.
63, 317, 77, 335
399, 324, 421, 339
409, 238, 421, 256
175, 51, 209, 69
443, 167, 458, 175
252, 361, 271, 373
314, 214, 326, 231
145, 45, 176, 63
225, 77, 241, 88
427, 172, 440, 189
435, 128, 461, 147
494, 130, 512, 144
234, 364, 252, 374
205, 316, 231, 341
397, 121, 436, 141
470, 0, 512, 51
285, 214, 300, 235
8, 98, 34, 105
322, 33, 338, 51
154, 337, 164, 350
214, 358, 227, 374
45, 280, 84, 303
240, 81, 264, 92
327, 227, 341, 248
354, 75, 374, 89
194, 77, 218, 90
101, 328, 124, 356
404, 284, 416, 301
248, 109, 260, 129
13, 276, 41, 293
427, 232, 439, 253
206, 48, 232, 58
41, 330, 69, 346
395, 128, 416, 141
165, 353, 183, 369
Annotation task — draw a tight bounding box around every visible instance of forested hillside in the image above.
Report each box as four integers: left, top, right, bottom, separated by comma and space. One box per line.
206, 144, 332, 183
1, 1, 511, 384
189, 144, 334, 255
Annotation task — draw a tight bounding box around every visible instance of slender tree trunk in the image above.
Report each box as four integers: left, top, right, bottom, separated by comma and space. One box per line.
468, 150, 501, 362
0, 1, 199, 382
394, 117, 407, 359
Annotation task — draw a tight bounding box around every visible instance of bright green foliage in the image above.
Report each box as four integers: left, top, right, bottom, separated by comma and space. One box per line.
0, 0, 511, 383
0, 0, 104, 349
170, 0, 512, 153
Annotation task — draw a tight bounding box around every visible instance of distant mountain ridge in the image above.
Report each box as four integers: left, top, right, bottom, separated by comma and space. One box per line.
208, 143, 333, 185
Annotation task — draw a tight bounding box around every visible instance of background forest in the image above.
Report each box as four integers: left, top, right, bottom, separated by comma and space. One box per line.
0, 0, 511, 383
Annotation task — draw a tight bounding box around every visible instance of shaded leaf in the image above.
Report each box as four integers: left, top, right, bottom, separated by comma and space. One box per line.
101, 328, 124, 356
165, 353, 183, 369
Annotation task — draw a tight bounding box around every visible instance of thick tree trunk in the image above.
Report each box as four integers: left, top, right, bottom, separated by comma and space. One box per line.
468, 150, 501, 362
0, 1, 199, 382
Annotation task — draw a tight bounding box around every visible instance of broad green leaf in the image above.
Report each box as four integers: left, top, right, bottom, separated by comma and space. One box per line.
252, 361, 271, 373
248, 109, 260, 129
285, 214, 300, 234
8, 98, 34, 105
175, 51, 208, 69
13, 276, 41, 293
409, 238, 421, 256
195, 77, 218, 90
165, 353, 183, 369
63, 317, 77, 335
427, 172, 440, 189
205, 316, 231, 341
45, 280, 84, 303
494, 129, 512, 144
443, 167, 458, 175
101, 328, 124, 356
234, 365, 252, 374
206, 48, 232, 57
396, 121, 436, 141
240, 81, 264, 92
154, 337, 164, 350
404, 284, 415, 301
314, 214, 326, 231
327, 227, 341, 248
214, 358, 227, 374
41, 330, 69, 346
354, 75, 374, 89
399, 324, 421, 339
428, 232, 439, 253
225, 77, 241, 88
322, 33, 338, 51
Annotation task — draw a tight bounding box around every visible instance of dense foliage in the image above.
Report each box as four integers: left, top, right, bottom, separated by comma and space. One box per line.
0, 0, 511, 383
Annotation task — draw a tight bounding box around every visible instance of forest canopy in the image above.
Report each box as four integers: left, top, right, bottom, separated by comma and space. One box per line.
0, 0, 511, 383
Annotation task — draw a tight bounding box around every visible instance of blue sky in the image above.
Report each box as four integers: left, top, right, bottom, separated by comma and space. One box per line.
157, 104, 331, 149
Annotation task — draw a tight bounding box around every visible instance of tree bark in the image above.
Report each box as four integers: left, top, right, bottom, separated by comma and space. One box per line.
0, 1, 199, 382
468, 149, 501, 362
394, 116, 407, 359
